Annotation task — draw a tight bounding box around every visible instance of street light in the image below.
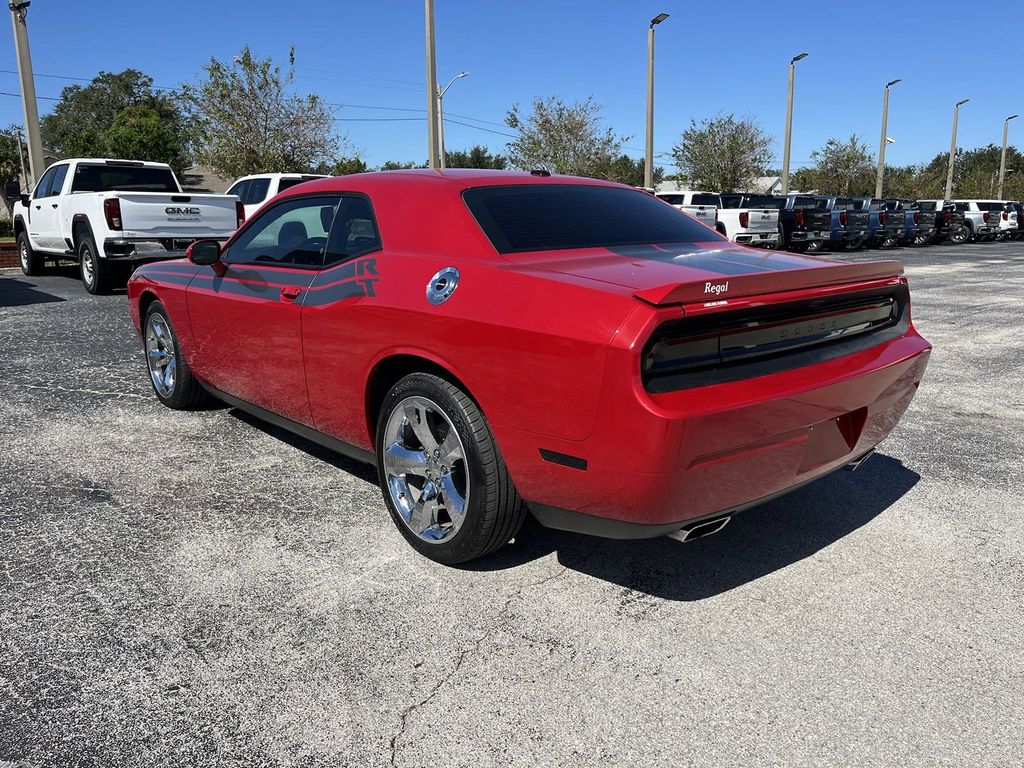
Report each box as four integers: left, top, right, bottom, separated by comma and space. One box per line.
874, 78, 900, 198
644, 12, 669, 189
944, 98, 969, 201
781, 52, 808, 195
997, 114, 1018, 199
436, 71, 470, 169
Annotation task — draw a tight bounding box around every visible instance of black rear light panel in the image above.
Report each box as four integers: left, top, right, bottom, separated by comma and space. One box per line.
642, 286, 910, 393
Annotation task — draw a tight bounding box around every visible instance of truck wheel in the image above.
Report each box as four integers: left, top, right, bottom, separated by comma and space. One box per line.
17, 231, 44, 276
843, 237, 865, 250
79, 236, 111, 295
805, 240, 824, 253
948, 224, 970, 245
143, 300, 210, 410
376, 372, 527, 565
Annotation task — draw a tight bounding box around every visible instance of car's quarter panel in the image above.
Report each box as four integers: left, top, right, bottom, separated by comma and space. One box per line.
186, 264, 317, 426
125, 261, 201, 354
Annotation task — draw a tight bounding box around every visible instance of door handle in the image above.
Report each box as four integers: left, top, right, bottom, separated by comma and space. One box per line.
34, 204, 40, 210
280, 285, 302, 301
50, 203, 58, 208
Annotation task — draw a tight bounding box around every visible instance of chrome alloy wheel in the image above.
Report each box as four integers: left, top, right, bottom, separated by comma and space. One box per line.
145, 312, 176, 398
382, 395, 469, 543
19, 239, 29, 272
81, 246, 95, 287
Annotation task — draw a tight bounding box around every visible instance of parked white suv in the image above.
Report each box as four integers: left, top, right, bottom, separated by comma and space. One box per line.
227, 173, 329, 219
10, 158, 242, 294
655, 191, 720, 230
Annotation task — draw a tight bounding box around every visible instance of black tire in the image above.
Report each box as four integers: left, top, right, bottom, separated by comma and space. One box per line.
911, 233, 930, 247
142, 300, 210, 410
79, 236, 115, 294
805, 240, 825, 253
843, 237, 865, 250
375, 372, 526, 565
17, 231, 44, 276
949, 224, 971, 245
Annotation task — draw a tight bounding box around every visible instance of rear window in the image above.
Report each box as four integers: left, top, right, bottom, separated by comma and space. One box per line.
976, 202, 1003, 212
278, 176, 322, 193
464, 184, 723, 254
690, 193, 721, 206
790, 196, 817, 209
746, 195, 782, 209
70, 164, 178, 193
657, 193, 686, 205
834, 198, 855, 209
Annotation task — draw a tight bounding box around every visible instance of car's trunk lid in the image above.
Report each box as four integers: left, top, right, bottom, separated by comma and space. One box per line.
506, 242, 904, 307
117, 192, 239, 238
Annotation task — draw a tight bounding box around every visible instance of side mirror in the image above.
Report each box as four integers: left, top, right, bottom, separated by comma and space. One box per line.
187, 239, 222, 266
3, 180, 21, 200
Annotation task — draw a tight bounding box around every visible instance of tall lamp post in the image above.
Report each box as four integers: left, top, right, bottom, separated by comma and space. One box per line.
781, 52, 808, 196
944, 98, 969, 201
875, 78, 900, 198
644, 12, 669, 190
997, 114, 1018, 199
424, 0, 440, 169
437, 72, 469, 169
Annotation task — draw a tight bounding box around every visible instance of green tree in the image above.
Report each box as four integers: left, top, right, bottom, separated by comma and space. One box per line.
600, 154, 663, 187
671, 114, 772, 192
505, 96, 625, 177
444, 145, 507, 169
330, 157, 369, 175
802, 135, 877, 195
40, 69, 191, 170
378, 160, 424, 171
184, 46, 343, 178
105, 105, 190, 170
0, 125, 25, 184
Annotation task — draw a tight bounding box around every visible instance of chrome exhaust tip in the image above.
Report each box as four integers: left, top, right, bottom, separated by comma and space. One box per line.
665, 515, 731, 543
845, 448, 876, 472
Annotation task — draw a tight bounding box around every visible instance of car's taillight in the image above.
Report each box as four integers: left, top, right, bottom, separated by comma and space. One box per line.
914, 211, 920, 225
235, 200, 246, 228
878, 212, 887, 226
1002, 211, 1008, 221
840, 211, 847, 226
795, 210, 804, 227
983, 212, 990, 223
739, 211, 749, 228
103, 198, 122, 231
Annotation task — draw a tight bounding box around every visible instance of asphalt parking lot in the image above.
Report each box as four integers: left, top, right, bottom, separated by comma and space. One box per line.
1, 242, 1022, 767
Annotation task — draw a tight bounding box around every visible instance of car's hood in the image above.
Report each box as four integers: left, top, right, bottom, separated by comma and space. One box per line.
504, 242, 904, 306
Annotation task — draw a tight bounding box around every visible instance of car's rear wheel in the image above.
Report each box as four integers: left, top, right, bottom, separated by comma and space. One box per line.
18, 231, 44, 276
79, 237, 112, 295
804, 240, 824, 253
843, 237, 864, 250
949, 224, 970, 245
143, 301, 209, 410
376, 373, 526, 564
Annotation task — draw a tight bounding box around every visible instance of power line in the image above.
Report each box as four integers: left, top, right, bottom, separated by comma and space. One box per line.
0, 89, 58, 101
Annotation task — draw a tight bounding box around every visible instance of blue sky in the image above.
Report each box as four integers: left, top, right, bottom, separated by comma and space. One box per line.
1, 0, 1018, 171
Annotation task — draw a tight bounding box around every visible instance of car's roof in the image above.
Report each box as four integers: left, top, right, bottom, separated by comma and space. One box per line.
275, 168, 625, 197
59, 158, 173, 169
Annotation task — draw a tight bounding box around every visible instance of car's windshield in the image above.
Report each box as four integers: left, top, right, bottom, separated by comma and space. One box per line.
70, 164, 178, 193
464, 184, 724, 254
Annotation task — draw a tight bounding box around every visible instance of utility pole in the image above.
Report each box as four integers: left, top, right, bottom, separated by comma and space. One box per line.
781, 53, 807, 196
644, 13, 668, 190
997, 114, 1018, 199
424, 0, 440, 169
8, 1, 44, 185
875, 79, 900, 198
944, 99, 969, 201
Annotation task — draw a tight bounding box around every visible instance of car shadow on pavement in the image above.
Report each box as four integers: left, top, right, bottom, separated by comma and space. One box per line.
0, 277, 66, 307
477, 454, 920, 601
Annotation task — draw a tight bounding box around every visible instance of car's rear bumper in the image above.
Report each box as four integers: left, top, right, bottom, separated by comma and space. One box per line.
734, 231, 780, 246
102, 237, 228, 261
502, 328, 931, 538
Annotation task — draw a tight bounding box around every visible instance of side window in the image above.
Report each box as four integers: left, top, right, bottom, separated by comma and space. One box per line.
246, 177, 271, 206
46, 165, 69, 198
323, 195, 382, 268
32, 166, 56, 199
225, 196, 340, 268
227, 179, 250, 201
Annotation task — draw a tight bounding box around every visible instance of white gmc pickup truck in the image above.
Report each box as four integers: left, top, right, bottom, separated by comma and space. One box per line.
655, 191, 720, 230
11, 158, 242, 294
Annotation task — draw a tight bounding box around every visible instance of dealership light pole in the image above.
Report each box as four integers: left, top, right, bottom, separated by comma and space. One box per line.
781, 52, 807, 196
875, 79, 900, 198
944, 99, 969, 201
997, 114, 1018, 199
437, 72, 469, 169
644, 12, 669, 190
424, 0, 440, 169
7, 1, 43, 185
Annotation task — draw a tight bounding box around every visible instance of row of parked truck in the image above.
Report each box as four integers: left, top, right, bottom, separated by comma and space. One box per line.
655, 191, 1024, 251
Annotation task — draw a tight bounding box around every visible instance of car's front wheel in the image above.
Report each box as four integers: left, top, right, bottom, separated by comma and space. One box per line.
143, 300, 209, 410
376, 373, 526, 564
17, 231, 43, 276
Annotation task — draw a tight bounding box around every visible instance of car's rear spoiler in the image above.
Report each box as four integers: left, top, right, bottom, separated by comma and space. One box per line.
632, 260, 905, 307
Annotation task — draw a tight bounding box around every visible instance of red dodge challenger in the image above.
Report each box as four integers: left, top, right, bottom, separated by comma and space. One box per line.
127, 170, 931, 564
